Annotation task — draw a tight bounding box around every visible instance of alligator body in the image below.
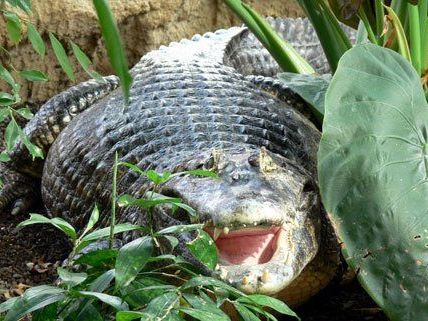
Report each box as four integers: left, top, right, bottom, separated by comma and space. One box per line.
0, 18, 356, 305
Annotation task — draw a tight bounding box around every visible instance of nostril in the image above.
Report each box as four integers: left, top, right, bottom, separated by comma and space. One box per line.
302, 181, 315, 193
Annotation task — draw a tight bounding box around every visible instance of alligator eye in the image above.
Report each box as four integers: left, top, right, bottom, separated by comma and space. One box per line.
248, 154, 259, 167
204, 155, 215, 169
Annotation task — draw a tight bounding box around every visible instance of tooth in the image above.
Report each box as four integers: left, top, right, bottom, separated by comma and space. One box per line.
213, 227, 222, 240
253, 222, 257, 226
242, 276, 250, 285
223, 227, 230, 235
220, 268, 228, 279
243, 224, 247, 228
261, 270, 270, 283
215, 264, 220, 271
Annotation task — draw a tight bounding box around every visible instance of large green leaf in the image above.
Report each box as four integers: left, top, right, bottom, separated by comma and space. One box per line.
4, 285, 66, 321
115, 236, 153, 288
318, 43, 428, 321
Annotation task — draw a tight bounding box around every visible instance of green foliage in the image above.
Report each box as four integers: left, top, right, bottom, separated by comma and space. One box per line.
318, 43, 428, 321
49, 33, 75, 81
0, 0, 108, 163
92, 0, 133, 104
297, 0, 352, 73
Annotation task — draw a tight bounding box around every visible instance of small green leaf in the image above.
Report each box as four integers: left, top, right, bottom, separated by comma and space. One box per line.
92, 0, 133, 103
183, 294, 230, 321
181, 276, 244, 297
116, 311, 151, 321
77, 223, 143, 252
18, 213, 77, 240
118, 162, 146, 176
156, 224, 203, 235
162, 235, 179, 249
6, 0, 32, 14
144, 292, 179, 319
57, 267, 88, 287
27, 22, 45, 57
75, 248, 117, 267
115, 236, 153, 288
69, 303, 103, 321
19, 70, 48, 82
49, 33, 75, 81
146, 170, 172, 185
121, 277, 173, 308
15, 107, 34, 120
181, 169, 219, 179
5, 118, 20, 151
0, 108, 10, 122
117, 194, 181, 209
0, 151, 11, 162
89, 269, 115, 292
233, 303, 261, 321
80, 204, 100, 238
77, 291, 129, 311
0, 92, 15, 106
4, 285, 66, 321
238, 295, 299, 319
4, 12, 22, 43
179, 308, 229, 321
18, 127, 44, 159
70, 41, 102, 81
0, 65, 16, 87
186, 230, 218, 269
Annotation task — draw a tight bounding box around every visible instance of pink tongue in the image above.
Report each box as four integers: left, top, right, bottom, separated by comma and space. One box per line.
215, 228, 280, 265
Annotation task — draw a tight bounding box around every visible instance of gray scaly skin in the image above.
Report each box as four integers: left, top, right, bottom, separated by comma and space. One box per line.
0, 18, 356, 305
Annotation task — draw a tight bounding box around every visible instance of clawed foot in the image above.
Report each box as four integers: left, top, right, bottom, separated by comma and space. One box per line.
0, 163, 39, 216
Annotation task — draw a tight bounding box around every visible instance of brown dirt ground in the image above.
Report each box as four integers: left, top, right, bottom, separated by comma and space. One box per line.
0, 209, 388, 321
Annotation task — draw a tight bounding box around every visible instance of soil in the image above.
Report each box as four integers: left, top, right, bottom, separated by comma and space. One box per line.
0, 210, 388, 321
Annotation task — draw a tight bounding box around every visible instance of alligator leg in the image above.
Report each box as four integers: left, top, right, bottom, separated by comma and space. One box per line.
0, 76, 119, 215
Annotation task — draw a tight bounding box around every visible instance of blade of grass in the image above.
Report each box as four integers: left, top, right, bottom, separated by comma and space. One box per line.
297, 0, 352, 73
223, 0, 313, 74
109, 151, 118, 249
358, 8, 378, 44
92, 0, 132, 104
241, 3, 315, 74
407, 3, 421, 74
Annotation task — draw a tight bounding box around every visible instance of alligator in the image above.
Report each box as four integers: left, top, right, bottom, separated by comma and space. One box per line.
0, 18, 356, 306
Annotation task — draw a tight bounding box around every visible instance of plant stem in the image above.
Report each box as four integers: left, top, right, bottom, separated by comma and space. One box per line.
375, 0, 384, 43
419, 0, 428, 73
109, 151, 118, 249
359, 9, 378, 45
408, 3, 421, 74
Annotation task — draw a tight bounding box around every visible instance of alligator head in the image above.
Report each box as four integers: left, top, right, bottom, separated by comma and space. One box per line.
159, 147, 324, 300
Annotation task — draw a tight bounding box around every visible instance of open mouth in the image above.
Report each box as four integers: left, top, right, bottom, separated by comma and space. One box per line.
207, 227, 281, 265
204, 224, 295, 295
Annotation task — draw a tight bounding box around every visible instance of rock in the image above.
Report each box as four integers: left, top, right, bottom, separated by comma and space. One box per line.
0, 0, 303, 105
